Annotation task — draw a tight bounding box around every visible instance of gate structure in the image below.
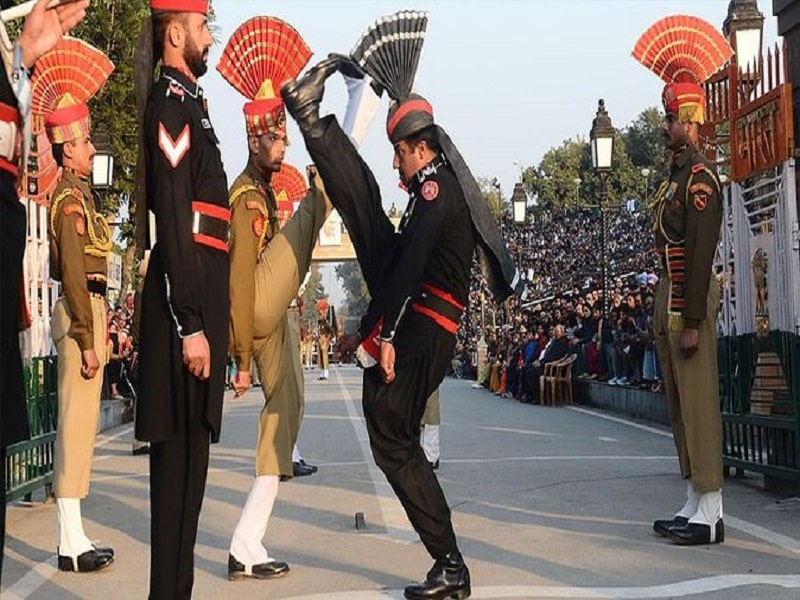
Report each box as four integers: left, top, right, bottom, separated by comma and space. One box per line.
706, 42, 800, 485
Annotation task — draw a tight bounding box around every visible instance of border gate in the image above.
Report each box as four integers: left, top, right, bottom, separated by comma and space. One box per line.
706, 42, 800, 485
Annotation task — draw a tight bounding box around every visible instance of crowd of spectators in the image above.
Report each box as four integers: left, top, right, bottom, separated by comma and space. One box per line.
105, 293, 136, 400
453, 205, 665, 400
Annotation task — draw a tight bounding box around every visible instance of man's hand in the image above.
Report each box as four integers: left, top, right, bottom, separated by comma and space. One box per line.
183, 332, 210, 380
80, 348, 100, 380
379, 340, 395, 384
335, 331, 361, 354
680, 328, 699, 358
233, 370, 251, 398
18, 0, 90, 69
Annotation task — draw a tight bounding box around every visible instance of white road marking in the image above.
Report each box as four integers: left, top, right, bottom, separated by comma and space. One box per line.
567, 406, 672, 438
1, 550, 57, 600
282, 575, 800, 599
332, 369, 417, 544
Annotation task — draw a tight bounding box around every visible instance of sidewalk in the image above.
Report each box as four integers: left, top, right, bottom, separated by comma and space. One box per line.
3, 366, 800, 599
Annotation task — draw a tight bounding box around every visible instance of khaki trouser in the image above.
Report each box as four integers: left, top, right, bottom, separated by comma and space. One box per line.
52, 296, 108, 498
318, 337, 330, 369
252, 189, 327, 476
421, 388, 440, 426
654, 276, 722, 492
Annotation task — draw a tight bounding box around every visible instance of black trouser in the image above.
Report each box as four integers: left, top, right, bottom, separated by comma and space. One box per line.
305, 117, 459, 560
148, 383, 211, 600
362, 316, 458, 560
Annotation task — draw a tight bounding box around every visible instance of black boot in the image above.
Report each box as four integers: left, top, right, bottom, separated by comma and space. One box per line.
404, 551, 471, 600
280, 56, 341, 134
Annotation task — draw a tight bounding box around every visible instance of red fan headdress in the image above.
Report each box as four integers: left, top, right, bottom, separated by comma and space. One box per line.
31, 38, 114, 144
632, 15, 732, 124
217, 16, 312, 138
271, 162, 307, 226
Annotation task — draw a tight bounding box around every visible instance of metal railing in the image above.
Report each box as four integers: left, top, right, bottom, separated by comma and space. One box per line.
720, 332, 800, 482
4, 356, 58, 502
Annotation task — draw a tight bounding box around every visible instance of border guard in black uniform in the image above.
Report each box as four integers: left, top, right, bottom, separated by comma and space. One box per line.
136, 1, 229, 596
281, 11, 517, 600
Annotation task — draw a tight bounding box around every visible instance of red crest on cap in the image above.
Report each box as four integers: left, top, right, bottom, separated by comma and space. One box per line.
150, 0, 208, 14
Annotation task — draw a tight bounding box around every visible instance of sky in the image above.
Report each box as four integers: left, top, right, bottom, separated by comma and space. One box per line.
200, 0, 780, 300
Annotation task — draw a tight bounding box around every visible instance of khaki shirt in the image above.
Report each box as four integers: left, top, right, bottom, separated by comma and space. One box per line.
49, 169, 111, 351
651, 145, 722, 328
228, 160, 279, 371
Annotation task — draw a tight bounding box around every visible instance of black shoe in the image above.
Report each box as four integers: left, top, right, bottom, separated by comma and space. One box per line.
281, 56, 341, 133
404, 551, 471, 600
296, 459, 318, 474
228, 554, 290, 580
91, 543, 114, 558
653, 515, 688, 537
429, 460, 439, 471
293, 461, 316, 477
57, 549, 114, 573
668, 519, 725, 545
131, 445, 150, 456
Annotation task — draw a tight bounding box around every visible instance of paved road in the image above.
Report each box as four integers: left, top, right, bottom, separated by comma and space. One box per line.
3, 365, 800, 599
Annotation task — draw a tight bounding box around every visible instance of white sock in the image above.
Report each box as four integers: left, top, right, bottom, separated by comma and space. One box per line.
230, 475, 280, 569
57, 498, 93, 561
676, 481, 701, 519
690, 490, 723, 526
421, 425, 440, 463
323, 369, 329, 379
292, 444, 302, 463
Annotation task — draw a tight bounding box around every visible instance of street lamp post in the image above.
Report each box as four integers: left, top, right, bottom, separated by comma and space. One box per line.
723, 0, 765, 100
590, 99, 615, 317
573, 177, 581, 207
511, 181, 527, 225
641, 167, 651, 208
92, 124, 115, 191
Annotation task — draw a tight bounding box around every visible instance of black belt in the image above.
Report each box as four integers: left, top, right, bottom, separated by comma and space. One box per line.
194, 213, 230, 241
87, 279, 107, 296
416, 290, 463, 324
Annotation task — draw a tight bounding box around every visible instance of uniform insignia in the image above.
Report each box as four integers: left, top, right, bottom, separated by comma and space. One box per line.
421, 180, 439, 202
63, 203, 84, 218
691, 162, 705, 174
158, 123, 191, 168
252, 214, 265, 237
689, 182, 714, 195
245, 200, 266, 216
693, 193, 708, 211
74, 217, 85, 236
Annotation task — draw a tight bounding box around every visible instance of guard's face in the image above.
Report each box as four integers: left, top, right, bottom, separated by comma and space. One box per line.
252, 131, 287, 175
392, 139, 426, 186
662, 112, 691, 151
182, 13, 213, 78
67, 135, 96, 178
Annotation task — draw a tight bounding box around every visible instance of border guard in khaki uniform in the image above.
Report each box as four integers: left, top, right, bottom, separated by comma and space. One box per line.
633, 15, 732, 546
32, 38, 115, 572
217, 15, 331, 581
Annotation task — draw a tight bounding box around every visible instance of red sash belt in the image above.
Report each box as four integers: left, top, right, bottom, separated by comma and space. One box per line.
411, 282, 464, 335
192, 201, 230, 253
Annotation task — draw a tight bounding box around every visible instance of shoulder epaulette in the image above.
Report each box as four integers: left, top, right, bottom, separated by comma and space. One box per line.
229, 183, 261, 207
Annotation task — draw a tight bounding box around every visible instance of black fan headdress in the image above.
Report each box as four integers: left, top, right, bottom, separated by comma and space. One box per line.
350, 10, 433, 143
350, 10, 429, 102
